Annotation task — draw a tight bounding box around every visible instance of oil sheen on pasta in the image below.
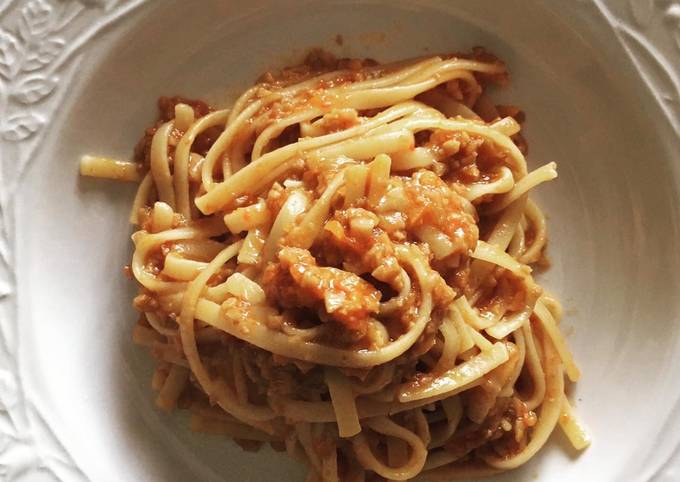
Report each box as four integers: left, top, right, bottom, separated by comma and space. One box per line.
81, 48, 590, 482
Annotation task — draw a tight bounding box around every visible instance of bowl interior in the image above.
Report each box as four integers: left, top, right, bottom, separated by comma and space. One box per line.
17, 1, 680, 481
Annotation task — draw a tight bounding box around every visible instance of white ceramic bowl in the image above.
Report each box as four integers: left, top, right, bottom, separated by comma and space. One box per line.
3, 0, 680, 481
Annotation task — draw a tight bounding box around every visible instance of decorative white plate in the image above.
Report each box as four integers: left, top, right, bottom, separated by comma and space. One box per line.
2, 0, 680, 480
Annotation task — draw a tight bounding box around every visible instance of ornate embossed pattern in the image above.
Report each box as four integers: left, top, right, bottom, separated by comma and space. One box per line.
597, 0, 680, 135
0, 0, 143, 479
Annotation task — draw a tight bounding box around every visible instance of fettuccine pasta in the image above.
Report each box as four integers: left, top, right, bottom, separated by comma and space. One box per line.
81, 48, 588, 481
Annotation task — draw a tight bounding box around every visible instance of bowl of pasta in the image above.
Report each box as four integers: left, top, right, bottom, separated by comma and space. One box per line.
6, 0, 680, 481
